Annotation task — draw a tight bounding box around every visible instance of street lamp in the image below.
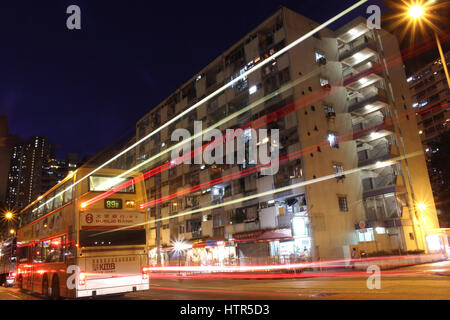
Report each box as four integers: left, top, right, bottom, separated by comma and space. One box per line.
9, 229, 15, 235
409, 4, 424, 18
4, 211, 14, 220
385, 0, 449, 253
405, 1, 450, 88
417, 203, 427, 212
171, 238, 192, 266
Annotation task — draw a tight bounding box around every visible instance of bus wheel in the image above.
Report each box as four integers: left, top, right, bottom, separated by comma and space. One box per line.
42, 276, 50, 299
51, 276, 60, 300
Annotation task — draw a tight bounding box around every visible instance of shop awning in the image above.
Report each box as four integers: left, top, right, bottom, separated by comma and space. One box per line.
233, 230, 263, 240
192, 237, 227, 248
258, 228, 293, 241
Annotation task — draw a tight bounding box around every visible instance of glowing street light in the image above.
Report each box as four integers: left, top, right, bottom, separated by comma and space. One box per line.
172, 239, 192, 254
417, 203, 427, 212
385, 0, 449, 253
402, 1, 450, 88
171, 238, 192, 267
9, 229, 15, 235
408, 4, 424, 18
4, 211, 13, 220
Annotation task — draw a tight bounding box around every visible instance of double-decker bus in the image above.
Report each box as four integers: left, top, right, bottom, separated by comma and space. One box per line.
15, 167, 150, 298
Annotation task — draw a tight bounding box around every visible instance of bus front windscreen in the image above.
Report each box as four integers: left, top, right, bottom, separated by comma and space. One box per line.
88, 175, 135, 193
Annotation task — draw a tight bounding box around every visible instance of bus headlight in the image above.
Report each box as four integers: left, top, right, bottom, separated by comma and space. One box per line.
142, 267, 149, 280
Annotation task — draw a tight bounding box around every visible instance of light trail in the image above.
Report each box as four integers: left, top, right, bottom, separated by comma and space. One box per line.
80, 31, 447, 209
93, 67, 325, 187
32, 0, 369, 213
92, 150, 423, 236
147, 269, 435, 280
146, 253, 444, 272
134, 99, 425, 210
149, 285, 315, 298
145, 253, 447, 280
81, 69, 324, 208
88, 32, 444, 236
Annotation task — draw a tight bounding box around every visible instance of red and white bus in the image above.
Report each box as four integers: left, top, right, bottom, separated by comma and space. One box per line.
16, 167, 150, 298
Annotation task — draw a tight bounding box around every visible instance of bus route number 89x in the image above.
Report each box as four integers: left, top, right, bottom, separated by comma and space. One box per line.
104, 199, 122, 209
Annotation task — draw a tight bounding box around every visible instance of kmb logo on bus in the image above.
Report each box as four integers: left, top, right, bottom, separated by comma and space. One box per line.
85, 213, 93, 224
93, 262, 116, 272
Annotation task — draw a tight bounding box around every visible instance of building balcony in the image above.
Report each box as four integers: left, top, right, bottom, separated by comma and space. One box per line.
353, 118, 394, 142
183, 230, 203, 240
362, 184, 407, 199
277, 214, 292, 228
358, 151, 398, 168
361, 170, 407, 198
274, 179, 291, 190
348, 89, 388, 115
212, 197, 224, 205
243, 220, 260, 232
225, 220, 260, 235
337, 21, 370, 44
343, 62, 383, 90
339, 40, 378, 65
191, 230, 203, 239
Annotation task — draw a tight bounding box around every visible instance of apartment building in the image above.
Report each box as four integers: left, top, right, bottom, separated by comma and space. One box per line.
6, 137, 79, 210
407, 53, 450, 228
408, 51, 449, 146
134, 7, 442, 265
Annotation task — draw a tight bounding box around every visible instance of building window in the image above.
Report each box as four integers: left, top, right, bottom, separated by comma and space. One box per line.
324, 105, 336, 118
327, 132, 339, 148
278, 68, 290, 86
333, 163, 344, 175
358, 228, 375, 242
315, 51, 325, 62
338, 196, 348, 212
320, 78, 330, 89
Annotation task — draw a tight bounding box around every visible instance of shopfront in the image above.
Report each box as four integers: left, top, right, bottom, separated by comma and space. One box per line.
185, 240, 237, 266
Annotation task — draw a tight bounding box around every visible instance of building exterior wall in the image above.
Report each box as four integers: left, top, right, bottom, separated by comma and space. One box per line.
134, 7, 441, 264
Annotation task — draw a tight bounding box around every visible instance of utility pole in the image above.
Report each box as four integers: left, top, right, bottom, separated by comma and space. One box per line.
156, 186, 161, 266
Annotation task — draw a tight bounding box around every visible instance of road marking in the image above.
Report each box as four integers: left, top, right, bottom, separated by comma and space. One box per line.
7, 291, 23, 300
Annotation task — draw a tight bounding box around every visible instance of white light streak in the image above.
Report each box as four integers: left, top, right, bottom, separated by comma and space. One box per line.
32, 0, 369, 213
92, 150, 421, 237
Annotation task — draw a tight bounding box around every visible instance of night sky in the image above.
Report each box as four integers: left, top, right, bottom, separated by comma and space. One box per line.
0, 0, 409, 160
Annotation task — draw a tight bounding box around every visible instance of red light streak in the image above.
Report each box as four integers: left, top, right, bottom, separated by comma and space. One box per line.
139, 101, 426, 209
147, 254, 444, 272
81, 33, 448, 209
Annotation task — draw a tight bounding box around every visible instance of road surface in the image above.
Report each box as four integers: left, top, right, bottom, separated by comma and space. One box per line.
1, 261, 449, 300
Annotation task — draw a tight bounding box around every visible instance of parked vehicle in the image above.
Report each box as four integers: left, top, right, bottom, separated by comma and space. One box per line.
0, 236, 17, 287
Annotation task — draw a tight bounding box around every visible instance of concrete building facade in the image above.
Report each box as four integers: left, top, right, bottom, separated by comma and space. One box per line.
132, 8, 442, 265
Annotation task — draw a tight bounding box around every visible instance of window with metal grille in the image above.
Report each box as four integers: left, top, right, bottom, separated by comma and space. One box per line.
338, 196, 348, 212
